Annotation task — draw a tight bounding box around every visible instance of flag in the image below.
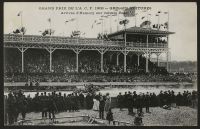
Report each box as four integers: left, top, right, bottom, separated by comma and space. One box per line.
70, 18, 76, 22
65, 20, 69, 23
17, 11, 22, 16
141, 16, 145, 19
20, 27, 26, 35
119, 20, 123, 25
48, 18, 51, 23
140, 20, 151, 28
164, 22, 168, 29
13, 29, 20, 34
96, 22, 101, 25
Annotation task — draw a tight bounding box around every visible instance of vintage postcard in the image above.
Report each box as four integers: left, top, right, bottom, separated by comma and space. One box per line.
3, 2, 197, 126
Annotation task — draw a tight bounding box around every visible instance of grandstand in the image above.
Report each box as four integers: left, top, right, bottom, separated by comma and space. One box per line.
4, 26, 175, 83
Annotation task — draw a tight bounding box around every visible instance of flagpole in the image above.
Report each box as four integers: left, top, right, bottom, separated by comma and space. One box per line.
109, 15, 112, 33
168, 11, 169, 31
135, 14, 137, 27
117, 11, 119, 31
21, 12, 23, 29
157, 14, 160, 30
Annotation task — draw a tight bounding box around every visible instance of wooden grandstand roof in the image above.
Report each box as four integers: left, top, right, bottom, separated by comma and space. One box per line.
108, 27, 175, 36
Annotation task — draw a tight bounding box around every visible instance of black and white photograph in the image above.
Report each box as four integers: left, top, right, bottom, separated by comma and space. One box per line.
3, 2, 197, 126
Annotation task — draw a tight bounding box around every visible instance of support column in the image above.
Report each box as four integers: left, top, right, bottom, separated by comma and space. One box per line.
146, 35, 149, 73
98, 49, 107, 73
18, 48, 28, 73
146, 53, 149, 73
156, 53, 161, 67
122, 51, 129, 73
116, 52, 120, 66
166, 34, 170, 72
166, 51, 169, 72
101, 53, 104, 72
73, 49, 82, 72
46, 48, 56, 72
137, 54, 140, 66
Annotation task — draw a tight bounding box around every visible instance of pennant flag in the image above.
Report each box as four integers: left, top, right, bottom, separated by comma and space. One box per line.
20, 27, 26, 35
65, 20, 69, 23
140, 20, 151, 28
17, 11, 22, 16
13, 29, 20, 34
48, 18, 51, 23
164, 22, 168, 29
70, 18, 76, 22
96, 22, 101, 25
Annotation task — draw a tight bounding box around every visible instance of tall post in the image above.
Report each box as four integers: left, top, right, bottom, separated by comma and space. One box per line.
109, 15, 112, 33
73, 49, 81, 72
124, 30, 127, 73
124, 53, 127, 72
166, 51, 169, 72
46, 48, 55, 72
101, 53, 104, 72
137, 54, 140, 66
135, 13, 137, 27
98, 49, 107, 73
146, 35, 149, 73
117, 11, 119, 31
22, 51, 24, 73
122, 51, 128, 73
76, 52, 79, 72
18, 48, 28, 73
50, 52, 52, 72
116, 52, 120, 66
157, 54, 160, 67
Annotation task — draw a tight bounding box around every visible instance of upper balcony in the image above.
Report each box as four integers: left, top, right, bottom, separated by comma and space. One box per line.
4, 34, 168, 48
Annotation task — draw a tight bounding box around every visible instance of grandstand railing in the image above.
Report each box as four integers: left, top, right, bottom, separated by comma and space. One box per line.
4, 34, 167, 48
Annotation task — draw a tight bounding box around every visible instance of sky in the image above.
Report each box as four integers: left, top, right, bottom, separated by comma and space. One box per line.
4, 2, 197, 61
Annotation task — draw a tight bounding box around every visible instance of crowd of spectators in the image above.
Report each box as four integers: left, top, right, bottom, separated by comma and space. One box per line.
4, 48, 196, 83
4, 72, 196, 83
4, 89, 197, 125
